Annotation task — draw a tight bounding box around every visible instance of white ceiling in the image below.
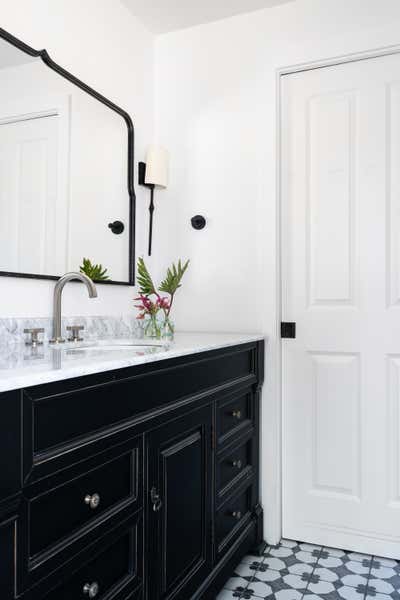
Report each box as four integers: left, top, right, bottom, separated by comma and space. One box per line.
0, 38, 36, 70
122, 0, 293, 33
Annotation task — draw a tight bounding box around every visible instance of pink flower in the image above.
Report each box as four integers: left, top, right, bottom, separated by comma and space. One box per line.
156, 296, 170, 310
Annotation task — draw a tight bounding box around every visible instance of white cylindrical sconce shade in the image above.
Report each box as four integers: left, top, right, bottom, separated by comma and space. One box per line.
145, 146, 169, 188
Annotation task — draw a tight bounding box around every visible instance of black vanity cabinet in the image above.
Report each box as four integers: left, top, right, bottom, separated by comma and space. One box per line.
0, 340, 265, 600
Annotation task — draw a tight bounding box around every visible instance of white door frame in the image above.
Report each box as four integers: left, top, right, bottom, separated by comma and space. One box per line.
270, 41, 400, 546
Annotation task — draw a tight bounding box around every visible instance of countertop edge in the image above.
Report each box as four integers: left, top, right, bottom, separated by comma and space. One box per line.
0, 333, 265, 393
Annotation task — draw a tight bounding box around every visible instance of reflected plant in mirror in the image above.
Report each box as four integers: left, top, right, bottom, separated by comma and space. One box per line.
0, 27, 135, 284
135, 257, 190, 340
80, 258, 110, 282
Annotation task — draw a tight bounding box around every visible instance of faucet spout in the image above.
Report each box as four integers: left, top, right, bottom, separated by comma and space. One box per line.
50, 272, 98, 344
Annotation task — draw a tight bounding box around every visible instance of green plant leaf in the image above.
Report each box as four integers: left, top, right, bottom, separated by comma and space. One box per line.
159, 259, 190, 296
80, 257, 110, 281
137, 257, 157, 296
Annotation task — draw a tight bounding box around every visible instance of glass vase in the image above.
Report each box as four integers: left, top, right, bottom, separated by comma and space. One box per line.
143, 315, 162, 340
161, 316, 175, 341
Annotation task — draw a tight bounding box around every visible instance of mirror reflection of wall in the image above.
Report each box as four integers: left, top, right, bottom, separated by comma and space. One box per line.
0, 38, 129, 283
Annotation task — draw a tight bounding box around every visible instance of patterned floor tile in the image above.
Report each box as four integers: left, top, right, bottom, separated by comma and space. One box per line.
234, 561, 261, 579
219, 538, 400, 600
322, 547, 347, 558
304, 583, 365, 600
246, 573, 309, 598
346, 552, 373, 563
216, 589, 243, 599
246, 578, 304, 599
365, 594, 393, 600
264, 550, 319, 572
281, 539, 300, 549
316, 553, 372, 579
367, 578, 396, 596
241, 555, 265, 569
224, 576, 251, 593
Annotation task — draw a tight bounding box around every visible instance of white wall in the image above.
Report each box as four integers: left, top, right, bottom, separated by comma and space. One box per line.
154, 0, 400, 542
0, 0, 155, 317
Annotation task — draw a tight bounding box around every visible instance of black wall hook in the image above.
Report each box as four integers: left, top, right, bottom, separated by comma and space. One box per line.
191, 215, 206, 230
108, 220, 125, 235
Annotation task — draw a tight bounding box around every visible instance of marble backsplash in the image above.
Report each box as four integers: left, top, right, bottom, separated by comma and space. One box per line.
0, 315, 143, 345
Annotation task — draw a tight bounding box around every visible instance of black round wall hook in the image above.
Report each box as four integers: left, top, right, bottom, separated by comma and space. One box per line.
191, 215, 206, 230
108, 220, 125, 235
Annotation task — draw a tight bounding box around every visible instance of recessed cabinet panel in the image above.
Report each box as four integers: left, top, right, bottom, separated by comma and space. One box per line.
26, 346, 255, 460
33, 514, 142, 600
217, 390, 253, 446
216, 486, 252, 557
217, 438, 253, 499
29, 448, 138, 558
148, 406, 213, 600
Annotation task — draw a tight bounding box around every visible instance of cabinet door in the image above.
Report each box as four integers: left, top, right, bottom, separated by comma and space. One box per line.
147, 405, 213, 600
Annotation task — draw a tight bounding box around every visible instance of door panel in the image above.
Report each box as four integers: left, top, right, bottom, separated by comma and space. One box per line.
147, 405, 213, 600
282, 53, 400, 557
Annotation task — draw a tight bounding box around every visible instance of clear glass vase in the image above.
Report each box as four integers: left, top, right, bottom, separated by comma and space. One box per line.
161, 316, 175, 341
143, 315, 162, 340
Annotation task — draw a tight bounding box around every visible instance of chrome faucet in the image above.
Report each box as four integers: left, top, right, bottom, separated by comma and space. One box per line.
49, 272, 98, 344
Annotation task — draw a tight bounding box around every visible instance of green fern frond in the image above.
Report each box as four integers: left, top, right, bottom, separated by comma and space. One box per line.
137, 256, 157, 296
159, 259, 190, 296
80, 257, 109, 281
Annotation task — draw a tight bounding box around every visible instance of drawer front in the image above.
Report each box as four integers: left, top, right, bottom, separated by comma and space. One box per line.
217, 390, 253, 446
25, 345, 256, 459
216, 486, 252, 555
29, 446, 139, 558
36, 514, 142, 600
217, 438, 253, 499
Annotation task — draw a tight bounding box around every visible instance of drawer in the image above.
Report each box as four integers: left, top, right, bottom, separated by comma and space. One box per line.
34, 514, 142, 600
216, 485, 252, 556
216, 438, 253, 499
217, 390, 253, 446
29, 443, 140, 559
24, 344, 257, 463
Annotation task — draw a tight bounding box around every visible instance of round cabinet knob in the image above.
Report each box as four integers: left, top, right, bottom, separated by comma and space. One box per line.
84, 493, 101, 510
232, 510, 242, 521
231, 410, 242, 420
232, 459, 242, 470
83, 582, 99, 598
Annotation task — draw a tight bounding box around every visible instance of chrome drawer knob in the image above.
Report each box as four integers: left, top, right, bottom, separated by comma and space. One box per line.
84, 493, 100, 510
231, 410, 242, 420
232, 459, 242, 470
83, 581, 99, 598
232, 510, 242, 520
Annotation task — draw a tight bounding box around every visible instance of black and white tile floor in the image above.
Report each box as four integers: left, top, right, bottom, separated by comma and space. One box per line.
217, 539, 400, 600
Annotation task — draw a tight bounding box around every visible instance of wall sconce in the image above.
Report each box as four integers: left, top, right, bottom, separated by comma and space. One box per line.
138, 146, 169, 256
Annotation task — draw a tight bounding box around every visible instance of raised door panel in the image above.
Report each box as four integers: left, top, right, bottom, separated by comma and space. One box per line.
148, 405, 213, 600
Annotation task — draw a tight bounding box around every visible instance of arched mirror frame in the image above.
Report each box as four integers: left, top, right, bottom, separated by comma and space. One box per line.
0, 27, 136, 285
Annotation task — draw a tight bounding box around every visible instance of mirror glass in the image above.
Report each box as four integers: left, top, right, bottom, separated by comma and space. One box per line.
0, 37, 131, 283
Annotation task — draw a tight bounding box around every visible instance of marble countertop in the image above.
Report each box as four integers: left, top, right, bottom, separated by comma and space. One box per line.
0, 332, 264, 393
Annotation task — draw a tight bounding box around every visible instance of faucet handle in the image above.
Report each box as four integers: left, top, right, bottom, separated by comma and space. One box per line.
24, 328, 44, 347
66, 325, 84, 342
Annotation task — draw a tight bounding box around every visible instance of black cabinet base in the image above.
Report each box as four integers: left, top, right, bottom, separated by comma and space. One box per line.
191, 510, 265, 600
0, 341, 265, 600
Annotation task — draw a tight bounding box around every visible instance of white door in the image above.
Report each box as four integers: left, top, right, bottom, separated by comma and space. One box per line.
282, 53, 400, 558
0, 114, 60, 275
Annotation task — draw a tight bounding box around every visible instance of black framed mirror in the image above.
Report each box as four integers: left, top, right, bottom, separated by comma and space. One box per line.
0, 27, 135, 285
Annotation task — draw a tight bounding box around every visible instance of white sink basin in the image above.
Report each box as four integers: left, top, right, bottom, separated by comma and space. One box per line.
63, 339, 169, 354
